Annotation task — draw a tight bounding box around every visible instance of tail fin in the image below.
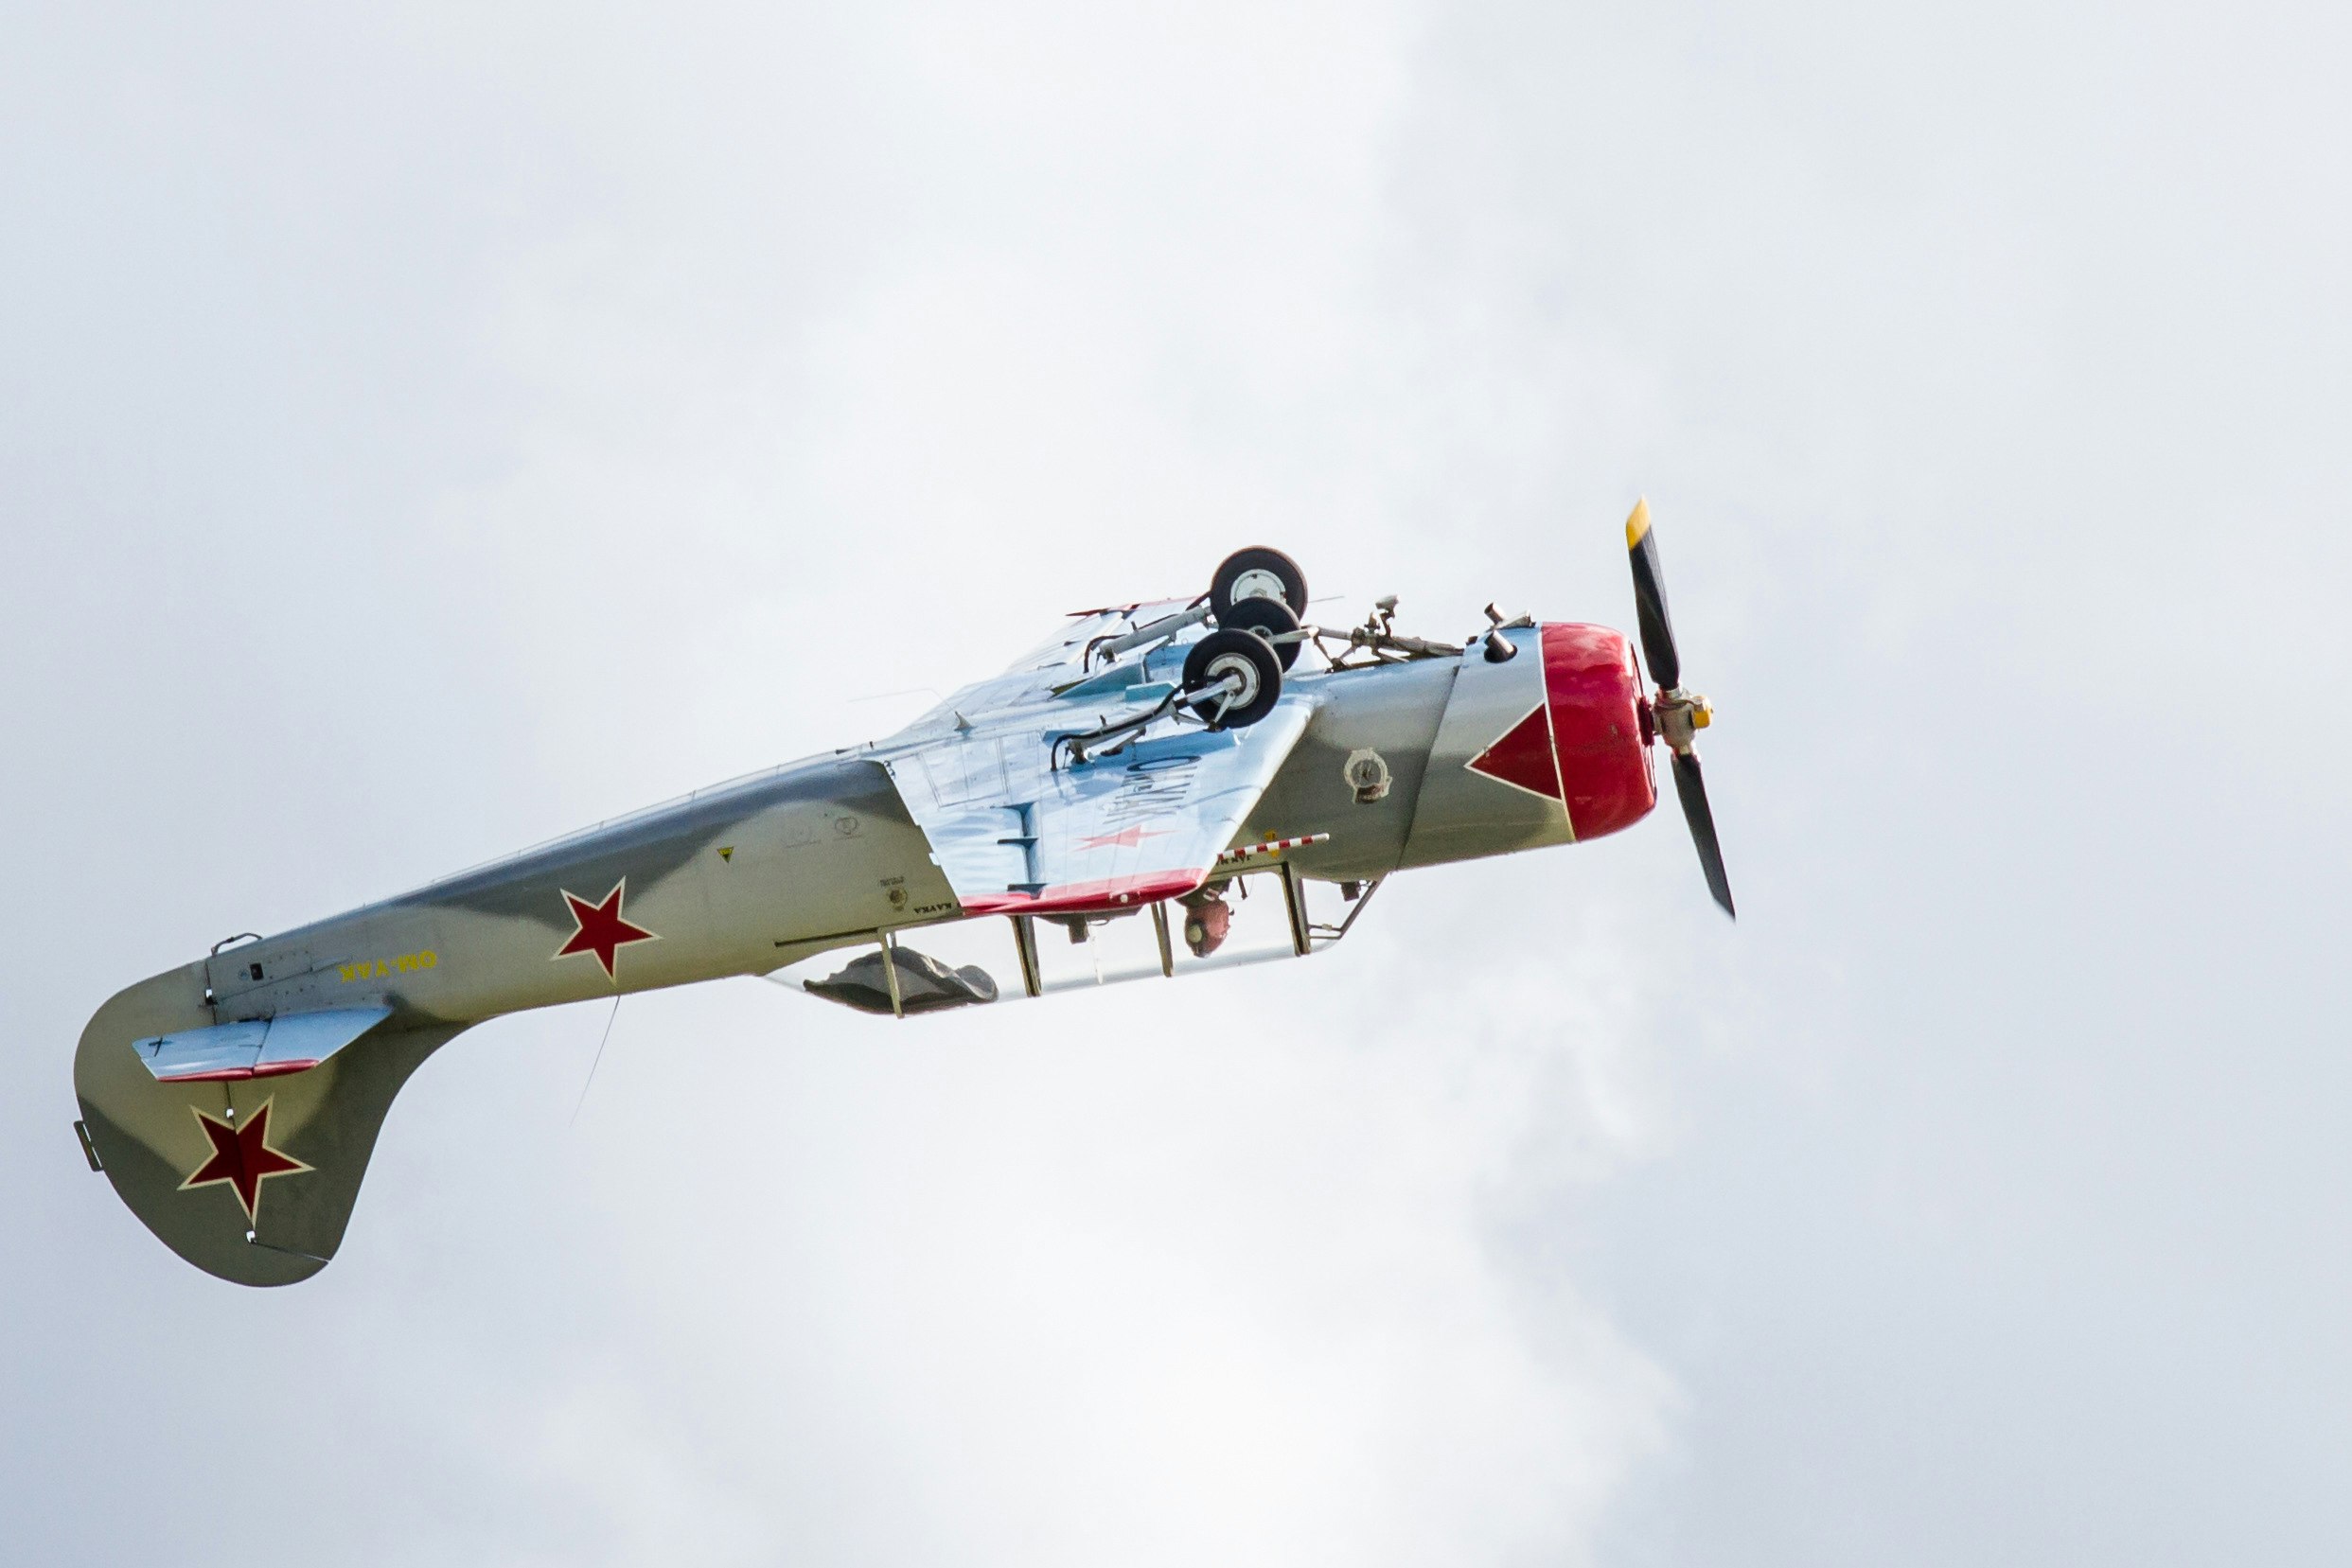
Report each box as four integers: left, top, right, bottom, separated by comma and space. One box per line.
73, 964, 466, 1285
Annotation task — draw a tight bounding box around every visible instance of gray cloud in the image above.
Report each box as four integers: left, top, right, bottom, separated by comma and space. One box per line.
5, 2, 2344, 1563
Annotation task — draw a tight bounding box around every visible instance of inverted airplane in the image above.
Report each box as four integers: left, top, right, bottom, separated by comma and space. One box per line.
71, 502, 1733, 1285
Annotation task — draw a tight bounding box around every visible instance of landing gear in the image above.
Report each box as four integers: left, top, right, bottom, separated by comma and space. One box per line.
1216, 593, 1304, 670
1186, 547, 1307, 726
1210, 546, 1308, 622
1182, 628, 1282, 729
1178, 885, 1232, 958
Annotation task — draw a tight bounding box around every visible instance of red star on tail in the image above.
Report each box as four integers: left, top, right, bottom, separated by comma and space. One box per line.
180, 1099, 310, 1224
554, 877, 660, 980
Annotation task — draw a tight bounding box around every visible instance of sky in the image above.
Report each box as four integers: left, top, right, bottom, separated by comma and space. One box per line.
4, 2, 2347, 1563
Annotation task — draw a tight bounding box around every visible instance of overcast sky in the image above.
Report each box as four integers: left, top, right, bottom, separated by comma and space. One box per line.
5, 3, 2347, 1563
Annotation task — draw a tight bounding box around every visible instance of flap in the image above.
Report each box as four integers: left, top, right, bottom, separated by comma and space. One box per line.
133, 1005, 394, 1084
890, 699, 1315, 917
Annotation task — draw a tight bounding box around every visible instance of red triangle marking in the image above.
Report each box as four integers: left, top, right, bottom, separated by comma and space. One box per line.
1465, 703, 1563, 802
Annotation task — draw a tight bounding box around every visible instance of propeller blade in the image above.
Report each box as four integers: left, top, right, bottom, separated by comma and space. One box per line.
1670, 750, 1735, 919
1625, 498, 1680, 691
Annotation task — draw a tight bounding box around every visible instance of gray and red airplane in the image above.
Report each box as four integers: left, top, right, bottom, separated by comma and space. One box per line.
72, 502, 1731, 1285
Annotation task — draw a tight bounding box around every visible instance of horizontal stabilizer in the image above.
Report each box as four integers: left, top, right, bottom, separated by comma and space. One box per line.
80, 961, 466, 1285
133, 1006, 393, 1084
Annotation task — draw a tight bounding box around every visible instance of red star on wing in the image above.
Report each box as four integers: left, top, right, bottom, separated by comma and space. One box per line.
1074, 824, 1169, 851
554, 877, 660, 980
179, 1099, 311, 1225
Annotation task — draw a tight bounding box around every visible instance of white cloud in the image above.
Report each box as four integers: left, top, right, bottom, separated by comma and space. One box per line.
8, 2, 2348, 1563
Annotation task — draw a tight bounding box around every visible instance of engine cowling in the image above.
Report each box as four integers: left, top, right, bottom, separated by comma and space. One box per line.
1536, 621, 1656, 841
1404, 620, 1658, 871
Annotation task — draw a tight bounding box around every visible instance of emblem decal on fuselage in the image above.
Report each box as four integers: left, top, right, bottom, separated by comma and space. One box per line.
553, 877, 661, 981
180, 1099, 311, 1225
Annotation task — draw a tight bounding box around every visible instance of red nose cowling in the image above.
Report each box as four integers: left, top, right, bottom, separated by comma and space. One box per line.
1540, 623, 1656, 840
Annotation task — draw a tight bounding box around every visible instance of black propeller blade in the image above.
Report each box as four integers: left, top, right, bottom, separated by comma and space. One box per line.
1671, 752, 1736, 918
1625, 498, 1734, 919
1625, 498, 1680, 691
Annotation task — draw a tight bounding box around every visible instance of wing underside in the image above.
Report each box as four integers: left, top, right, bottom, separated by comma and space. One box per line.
887, 700, 1313, 917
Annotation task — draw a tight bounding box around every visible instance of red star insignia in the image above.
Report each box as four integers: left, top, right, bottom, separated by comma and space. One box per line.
554, 877, 660, 980
180, 1099, 311, 1224
1075, 825, 1169, 851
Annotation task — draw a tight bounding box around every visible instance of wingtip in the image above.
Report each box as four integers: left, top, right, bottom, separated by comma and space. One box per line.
1624, 497, 1653, 550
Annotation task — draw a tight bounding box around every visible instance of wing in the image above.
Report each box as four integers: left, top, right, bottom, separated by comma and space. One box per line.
887, 697, 1315, 917
891, 598, 1201, 735
993, 597, 1194, 681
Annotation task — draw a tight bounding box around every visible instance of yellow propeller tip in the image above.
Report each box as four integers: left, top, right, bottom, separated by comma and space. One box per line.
1624, 498, 1653, 549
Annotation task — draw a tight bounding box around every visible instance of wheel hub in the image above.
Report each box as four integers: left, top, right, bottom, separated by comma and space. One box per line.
1229, 567, 1289, 606
1202, 651, 1262, 710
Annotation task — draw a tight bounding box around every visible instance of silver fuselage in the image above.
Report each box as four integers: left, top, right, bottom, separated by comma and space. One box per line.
74, 625, 1634, 1283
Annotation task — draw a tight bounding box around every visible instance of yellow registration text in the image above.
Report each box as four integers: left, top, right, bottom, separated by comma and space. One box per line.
340, 950, 438, 982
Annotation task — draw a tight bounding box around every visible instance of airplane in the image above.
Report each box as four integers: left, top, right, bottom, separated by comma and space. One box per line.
69, 501, 1733, 1286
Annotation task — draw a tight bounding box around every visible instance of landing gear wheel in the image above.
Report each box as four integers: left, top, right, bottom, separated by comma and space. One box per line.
1217, 594, 1303, 670
1183, 627, 1282, 729
1210, 546, 1309, 622
1179, 890, 1232, 958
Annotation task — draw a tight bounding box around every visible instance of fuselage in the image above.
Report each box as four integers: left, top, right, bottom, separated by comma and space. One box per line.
103, 620, 1651, 1033
72, 616, 1653, 1283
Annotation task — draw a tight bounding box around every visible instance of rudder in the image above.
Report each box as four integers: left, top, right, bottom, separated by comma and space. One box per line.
73, 963, 466, 1285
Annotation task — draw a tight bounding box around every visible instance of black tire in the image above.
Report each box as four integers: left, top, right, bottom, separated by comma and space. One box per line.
1210, 546, 1309, 621
1182, 628, 1282, 729
1217, 594, 1303, 670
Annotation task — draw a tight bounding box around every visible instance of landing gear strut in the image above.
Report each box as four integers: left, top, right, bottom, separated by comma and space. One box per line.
1217, 594, 1304, 670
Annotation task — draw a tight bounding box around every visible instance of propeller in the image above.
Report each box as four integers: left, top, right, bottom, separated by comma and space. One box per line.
1625, 499, 1735, 919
